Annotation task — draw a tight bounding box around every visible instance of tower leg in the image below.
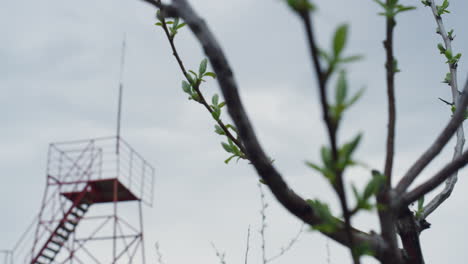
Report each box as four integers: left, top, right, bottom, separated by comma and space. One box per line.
139, 201, 146, 264
113, 180, 118, 264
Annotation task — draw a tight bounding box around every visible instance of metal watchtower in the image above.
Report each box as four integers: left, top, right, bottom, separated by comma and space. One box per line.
27, 136, 154, 264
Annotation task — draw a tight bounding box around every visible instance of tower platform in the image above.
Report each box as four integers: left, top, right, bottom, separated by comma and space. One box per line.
61, 178, 139, 204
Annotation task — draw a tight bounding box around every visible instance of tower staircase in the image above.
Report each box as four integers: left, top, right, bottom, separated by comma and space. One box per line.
30, 184, 92, 264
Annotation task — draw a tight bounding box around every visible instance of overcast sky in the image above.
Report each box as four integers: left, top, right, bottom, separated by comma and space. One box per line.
2, 0, 468, 263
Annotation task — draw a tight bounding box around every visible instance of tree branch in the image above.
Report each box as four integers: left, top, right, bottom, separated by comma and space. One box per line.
378, 6, 400, 264
419, 0, 465, 220
396, 209, 425, 264
383, 3, 397, 185
156, 10, 245, 156
142, 0, 389, 260
400, 145, 468, 208
395, 76, 468, 195
298, 10, 358, 264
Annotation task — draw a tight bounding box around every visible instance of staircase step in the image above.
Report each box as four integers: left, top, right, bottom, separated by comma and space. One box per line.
59, 224, 73, 233
40, 253, 54, 261
55, 232, 69, 241
50, 238, 64, 247
45, 246, 59, 254
76, 203, 89, 212
67, 219, 79, 226
70, 210, 84, 218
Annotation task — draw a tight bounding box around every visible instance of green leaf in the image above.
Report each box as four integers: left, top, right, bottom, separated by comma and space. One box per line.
395, 5, 416, 15
448, 29, 455, 40
199, 58, 208, 76
437, 0, 450, 15
224, 154, 236, 164
204, 72, 217, 79
445, 49, 453, 59
230, 145, 241, 156
218, 102, 226, 108
285, 0, 316, 12
338, 133, 362, 169
306, 199, 339, 233
221, 142, 232, 153
172, 17, 179, 29
421, 0, 430, 7
189, 70, 198, 79
335, 70, 347, 106
417, 195, 425, 212
155, 22, 162, 26
212, 109, 221, 120
186, 73, 195, 85
365, 170, 386, 199
190, 93, 201, 102
214, 124, 225, 135
345, 87, 365, 108
372, 0, 386, 10
443, 72, 452, 84
176, 23, 187, 30
305, 161, 323, 172
181, 80, 191, 94
156, 10, 163, 21
339, 55, 364, 63
351, 184, 362, 206
438, 43, 446, 54
320, 146, 333, 170
318, 48, 333, 64
225, 124, 238, 133
393, 59, 400, 73
212, 94, 219, 106
333, 24, 348, 58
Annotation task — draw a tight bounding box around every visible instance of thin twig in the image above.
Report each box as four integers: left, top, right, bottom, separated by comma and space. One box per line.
258, 183, 305, 263
158, 12, 246, 156
210, 242, 227, 264
155, 242, 165, 264
266, 223, 305, 263
298, 12, 336, 155
244, 226, 251, 264
419, 0, 465, 220
298, 10, 358, 264
258, 183, 268, 264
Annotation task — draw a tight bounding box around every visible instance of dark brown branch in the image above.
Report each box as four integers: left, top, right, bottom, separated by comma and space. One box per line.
378, 10, 401, 264
383, 11, 396, 185
141, 0, 390, 260
400, 147, 468, 208
395, 77, 468, 195
298, 12, 336, 156
298, 11, 358, 264
396, 209, 425, 264
158, 12, 245, 155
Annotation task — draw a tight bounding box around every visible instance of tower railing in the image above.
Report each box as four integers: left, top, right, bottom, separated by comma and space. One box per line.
47, 136, 155, 206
